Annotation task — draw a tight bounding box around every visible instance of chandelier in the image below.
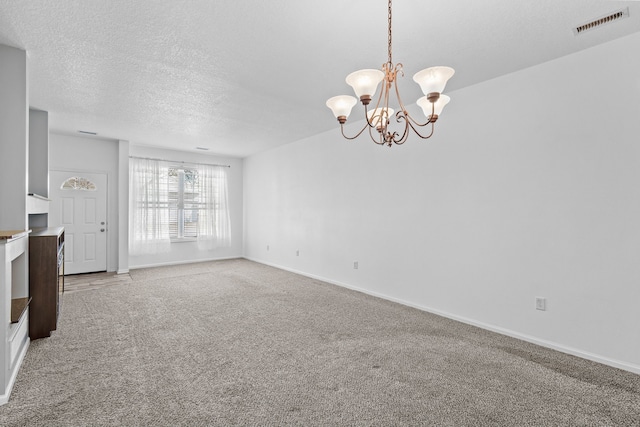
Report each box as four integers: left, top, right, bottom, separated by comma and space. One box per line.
326, 0, 455, 147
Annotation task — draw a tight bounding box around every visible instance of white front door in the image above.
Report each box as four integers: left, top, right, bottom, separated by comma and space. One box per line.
49, 171, 108, 274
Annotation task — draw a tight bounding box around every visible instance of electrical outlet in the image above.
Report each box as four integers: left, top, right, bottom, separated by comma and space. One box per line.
296, 250, 299, 256
353, 261, 358, 269
535, 297, 546, 311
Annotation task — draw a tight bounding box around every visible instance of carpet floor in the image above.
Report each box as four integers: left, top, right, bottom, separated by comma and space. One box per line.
1, 259, 639, 426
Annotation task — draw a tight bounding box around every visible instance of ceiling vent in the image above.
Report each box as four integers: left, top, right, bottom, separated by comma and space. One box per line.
574, 8, 629, 36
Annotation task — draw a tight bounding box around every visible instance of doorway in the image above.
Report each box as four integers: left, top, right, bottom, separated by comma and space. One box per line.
49, 171, 108, 274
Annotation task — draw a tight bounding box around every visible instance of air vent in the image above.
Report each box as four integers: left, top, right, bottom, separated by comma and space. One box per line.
574, 8, 629, 36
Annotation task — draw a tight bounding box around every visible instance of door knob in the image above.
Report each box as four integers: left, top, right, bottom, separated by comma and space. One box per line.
101, 222, 105, 225
100, 228, 105, 232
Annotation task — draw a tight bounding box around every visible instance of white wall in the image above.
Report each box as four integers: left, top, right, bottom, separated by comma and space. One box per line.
49, 133, 119, 272
0, 43, 29, 404
0, 45, 28, 231
128, 145, 243, 268
117, 140, 129, 274
28, 109, 49, 197
244, 32, 640, 373
28, 109, 49, 229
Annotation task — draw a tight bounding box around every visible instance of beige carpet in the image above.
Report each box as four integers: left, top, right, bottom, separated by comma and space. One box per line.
1, 259, 639, 426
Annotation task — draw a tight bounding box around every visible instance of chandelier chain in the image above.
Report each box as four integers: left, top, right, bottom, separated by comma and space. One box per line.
388, 0, 393, 64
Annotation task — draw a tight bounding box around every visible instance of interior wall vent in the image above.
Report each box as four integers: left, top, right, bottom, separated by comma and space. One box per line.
574, 8, 629, 36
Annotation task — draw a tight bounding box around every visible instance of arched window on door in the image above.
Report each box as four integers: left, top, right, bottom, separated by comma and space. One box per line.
60, 176, 97, 191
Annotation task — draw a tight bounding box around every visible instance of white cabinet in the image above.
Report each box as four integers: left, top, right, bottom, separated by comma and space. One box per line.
27, 194, 50, 215
0, 231, 30, 405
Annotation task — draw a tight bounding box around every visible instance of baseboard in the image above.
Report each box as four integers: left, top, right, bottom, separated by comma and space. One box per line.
129, 256, 243, 270
244, 256, 640, 376
116, 269, 129, 274
0, 337, 30, 406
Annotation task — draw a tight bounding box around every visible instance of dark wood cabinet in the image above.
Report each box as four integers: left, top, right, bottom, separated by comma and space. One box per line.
29, 227, 64, 340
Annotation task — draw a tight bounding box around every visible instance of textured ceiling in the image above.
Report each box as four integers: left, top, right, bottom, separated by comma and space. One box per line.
1, 1, 640, 157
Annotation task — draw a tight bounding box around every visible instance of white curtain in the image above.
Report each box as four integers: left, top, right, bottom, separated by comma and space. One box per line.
129, 157, 171, 255
196, 164, 231, 250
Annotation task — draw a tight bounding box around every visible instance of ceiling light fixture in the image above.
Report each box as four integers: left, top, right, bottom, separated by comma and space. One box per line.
326, 0, 455, 147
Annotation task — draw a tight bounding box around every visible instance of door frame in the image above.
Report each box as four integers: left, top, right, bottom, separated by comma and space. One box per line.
49, 168, 110, 274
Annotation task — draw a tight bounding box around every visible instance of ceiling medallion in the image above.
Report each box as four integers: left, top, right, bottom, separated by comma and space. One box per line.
326, 0, 455, 147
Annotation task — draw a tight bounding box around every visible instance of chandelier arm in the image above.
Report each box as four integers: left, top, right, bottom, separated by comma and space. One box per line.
357, 86, 386, 131
406, 119, 436, 139
405, 112, 434, 127
394, 135, 407, 145
383, 71, 394, 134
364, 94, 384, 129
360, 73, 391, 134
340, 121, 370, 140
392, 63, 410, 114
391, 66, 433, 128
368, 124, 386, 145
390, 111, 410, 145
390, 131, 404, 146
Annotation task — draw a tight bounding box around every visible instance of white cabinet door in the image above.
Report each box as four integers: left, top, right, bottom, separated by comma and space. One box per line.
49, 171, 108, 275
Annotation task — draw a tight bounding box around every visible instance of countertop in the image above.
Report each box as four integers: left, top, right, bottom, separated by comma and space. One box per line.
0, 230, 31, 241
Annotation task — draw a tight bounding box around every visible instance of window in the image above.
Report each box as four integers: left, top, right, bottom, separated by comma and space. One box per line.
60, 176, 97, 191
129, 157, 231, 255
168, 167, 199, 240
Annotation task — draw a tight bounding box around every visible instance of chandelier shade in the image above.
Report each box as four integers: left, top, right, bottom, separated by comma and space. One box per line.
326, 0, 455, 146
413, 66, 455, 96
346, 69, 385, 100
417, 94, 450, 118
326, 95, 357, 122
